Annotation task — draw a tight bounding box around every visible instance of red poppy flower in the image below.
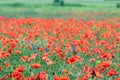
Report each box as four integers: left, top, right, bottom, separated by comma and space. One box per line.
0, 66, 2, 71
61, 76, 70, 80
21, 56, 30, 62
8, 48, 12, 54
10, 42, 17, 48
42, 56, 48, 61
12, 71, 23, 80
115, 78, 120, 80
32, 63, 41, 69
37, 71, 48, 80
30, 54, 37, 60
107, 68, 118, 77
16, 50, 21, 54
89, 58, 95, 62
101, 61, 110, 68
54, 76, 61, 80
81, 76, 88, 80
16, 66, 25, 72
83, 65, 90, 73
67, 56, 78, 64
99, 52, 111, 60
118, 64, 120, 69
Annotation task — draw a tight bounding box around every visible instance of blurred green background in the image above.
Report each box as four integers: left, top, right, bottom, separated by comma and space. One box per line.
0, 0, 120, 19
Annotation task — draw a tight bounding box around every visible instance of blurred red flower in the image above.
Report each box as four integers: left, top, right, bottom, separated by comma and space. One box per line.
107, 68, 118, 77
37, 71, 48, 80
16, 66, 25, 72
0, 66, 2, 71
101, 61, 110, 68
54, 76, 61, 80
32, 63, 41, 69
12, 71, 23, 80
61, 76, 70, 80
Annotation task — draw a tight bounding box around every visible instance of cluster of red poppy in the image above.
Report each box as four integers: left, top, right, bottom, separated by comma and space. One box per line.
0, 17, 120, 80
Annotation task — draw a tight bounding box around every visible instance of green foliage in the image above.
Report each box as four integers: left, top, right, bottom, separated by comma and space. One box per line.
54, 0, 60, 3
116, 3, 120, 8
51, 3, 83, 7
60, 0, 64, 6
0, 3, 25, 7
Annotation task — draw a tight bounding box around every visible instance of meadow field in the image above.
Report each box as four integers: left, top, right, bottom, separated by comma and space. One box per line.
0, 0, 120, 18
0, 0, 120, 80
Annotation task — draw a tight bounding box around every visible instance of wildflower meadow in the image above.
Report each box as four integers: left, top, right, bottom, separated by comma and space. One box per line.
0, 17, 120, 80
0, 0, 120, 80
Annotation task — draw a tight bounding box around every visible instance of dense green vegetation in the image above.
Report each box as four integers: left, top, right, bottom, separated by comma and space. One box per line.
0, 0, 120, 18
